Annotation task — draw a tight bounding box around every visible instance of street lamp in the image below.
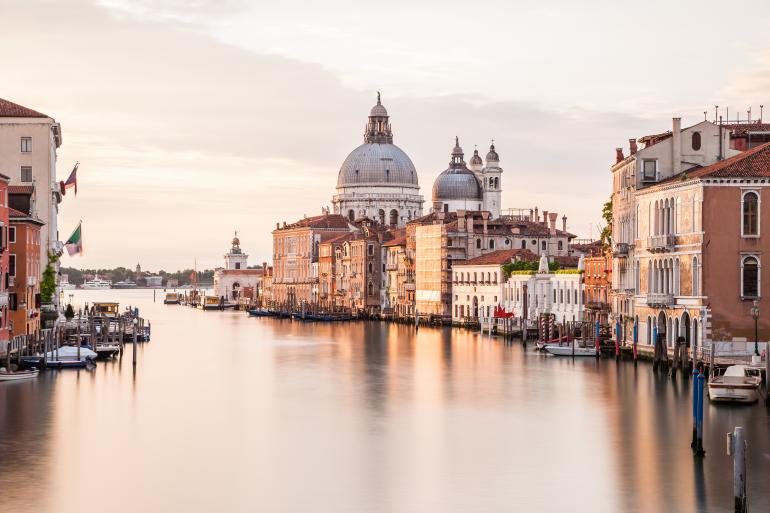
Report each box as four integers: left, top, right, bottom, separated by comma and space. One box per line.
751, 300, 760, 356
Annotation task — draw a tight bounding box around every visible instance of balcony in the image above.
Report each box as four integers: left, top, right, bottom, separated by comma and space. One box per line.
647, 234, 675, 253
404, 283, 415, 291
646, 293, 675, 307
612, 242, 631, 257
585, 301, 610, 311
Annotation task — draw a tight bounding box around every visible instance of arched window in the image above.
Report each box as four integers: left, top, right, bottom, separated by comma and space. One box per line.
367, 281, 373, 296
743, 191, 759, 236
378, 209, 385, 225
367, 262, 373, 274
348, 209, 355, 222
389, 209, 398, 227
742, 256, 759, 298
489, 239, 495, 249
476, 239, 481, 249
558, 241, 563, 251
521, 240, 526, 249
692, 256, 699, 296
692, 132, 701, 151
541, 241, 546, 251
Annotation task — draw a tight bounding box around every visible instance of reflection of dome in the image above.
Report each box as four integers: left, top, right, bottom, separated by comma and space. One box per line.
432, 137, 482, 201
337, 143, 418, 187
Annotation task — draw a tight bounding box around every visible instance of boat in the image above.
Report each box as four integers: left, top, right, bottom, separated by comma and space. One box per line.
544, 344, 597, 357
59, 282, 76, 290
93, 302, 120, 318
164, 292, 181, 305
248, 308, 274, 317
0, 368, 39, 381
43, 346, 98, 368
94, 343, 121, 359
198, 296, 222, 311
112, 280, 137, 289
708, 365, 762, 403
81, 277, 112, 289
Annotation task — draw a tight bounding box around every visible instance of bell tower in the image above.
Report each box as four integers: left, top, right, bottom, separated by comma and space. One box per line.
481, 142, 503, 219
224, 231, 248, 270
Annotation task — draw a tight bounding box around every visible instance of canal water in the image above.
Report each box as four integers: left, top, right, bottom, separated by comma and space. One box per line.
1, 289, 769, 513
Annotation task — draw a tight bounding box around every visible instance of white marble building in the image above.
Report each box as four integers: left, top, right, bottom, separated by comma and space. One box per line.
331, 94, 424, 227
213, 234, 263, 301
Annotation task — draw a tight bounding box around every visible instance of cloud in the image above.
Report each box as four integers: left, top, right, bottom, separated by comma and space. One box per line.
0, 0, 666, 270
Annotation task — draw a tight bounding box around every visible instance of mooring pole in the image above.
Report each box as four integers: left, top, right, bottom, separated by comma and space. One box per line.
694, 370, 706, 457
691, 368, 699, 449
132, 318, 137, 366
727, 426, 747, 513
595, 319, 600, 357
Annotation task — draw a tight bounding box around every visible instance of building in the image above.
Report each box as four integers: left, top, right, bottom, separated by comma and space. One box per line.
332, 94, 424, 227
0, 98, 64, 300
272, 211, 353, 307
432, 138, 503, 218
144, 274, 163, 288
451, 249, 536, 323
583, 249, 612, 325
0, 174, 10, 350
337, 224, 386, 314
382, 232, 407, 317
213, 234, 265, 302
8, 204, 44, 338
318, 233, 352, 310
503, 255, 584, 324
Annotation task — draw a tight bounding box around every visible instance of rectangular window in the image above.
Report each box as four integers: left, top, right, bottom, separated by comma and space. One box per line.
642, 160, 657, 181
8, 254, 15, 277
9, 293, 17, 312
20, 137, 32, 153
9, 227, 16, 244
20, 166, 32, 183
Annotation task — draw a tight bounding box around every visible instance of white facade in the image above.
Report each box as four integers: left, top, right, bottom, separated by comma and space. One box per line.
213, 235, 261, 300
451, 264, 504, 321
224, 233, 248, 270
503, 272, 584, 323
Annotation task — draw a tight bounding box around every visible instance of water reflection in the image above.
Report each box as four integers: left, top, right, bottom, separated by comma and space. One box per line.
0, 289, 768, 513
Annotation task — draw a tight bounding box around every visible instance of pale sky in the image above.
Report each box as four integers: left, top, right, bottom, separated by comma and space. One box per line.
2, 0, 769, 270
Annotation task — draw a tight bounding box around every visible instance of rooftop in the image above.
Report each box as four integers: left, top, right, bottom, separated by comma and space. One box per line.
0, 98, 48, 118
454, 249, 538, 266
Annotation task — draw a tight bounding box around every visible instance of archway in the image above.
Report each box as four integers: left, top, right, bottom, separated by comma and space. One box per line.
378, 209, 385, 225
472, 296, 479, 319
348, 209, 355, 222
657, 311, 666, 346
681, 311, 691, 348
389, 209, 398, 227
232, 281, 241, 300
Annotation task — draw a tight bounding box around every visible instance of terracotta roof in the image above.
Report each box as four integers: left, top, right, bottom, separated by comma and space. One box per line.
454, 249, 538, 266
687, 142, 770, 179
723, 122, 770, 135
383, 235, 407, 247
8, 185, 33, 194
9, 207, 43, 225
8, 208, 27, 217
219, 269, 264, 276
276, 213, 350, 231
0, 98, 48, 118
322, 233, 355, 245
553, 255, 580, 268
504, 219, 575, 238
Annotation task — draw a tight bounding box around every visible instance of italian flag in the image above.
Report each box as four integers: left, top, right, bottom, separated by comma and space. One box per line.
65, 221, 83, 256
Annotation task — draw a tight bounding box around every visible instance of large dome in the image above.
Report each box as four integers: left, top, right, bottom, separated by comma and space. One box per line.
432, 167, 482, 200
337, 143, 418, 187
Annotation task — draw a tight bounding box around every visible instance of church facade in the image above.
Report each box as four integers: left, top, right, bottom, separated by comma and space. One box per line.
213, 234, 265, 302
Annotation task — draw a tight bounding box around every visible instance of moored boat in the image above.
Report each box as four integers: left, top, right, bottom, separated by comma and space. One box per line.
81, 277, 112, 290
198, 296, 222, 311
544, 344, 597, 357
708, 365, 761, 403
164, 292, 180, 305
0, 368, 40, 381
43, 346, 98, 368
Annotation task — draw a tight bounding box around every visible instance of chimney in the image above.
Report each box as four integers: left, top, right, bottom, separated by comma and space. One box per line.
615, 147, 624, 163
529, 208, 534, 221
562, 215, 567, 232
549, 212, 558, 235
542, 210, 549, 226
534, 207, 539, 222
629, 139, 637, 155
276, 222, 280, 230
672, 117, 682, 174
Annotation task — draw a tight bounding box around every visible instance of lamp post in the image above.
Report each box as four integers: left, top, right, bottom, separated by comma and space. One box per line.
751, 300, 760, 357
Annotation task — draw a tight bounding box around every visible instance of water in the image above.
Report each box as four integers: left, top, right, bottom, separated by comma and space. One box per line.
1, 289, 769, 513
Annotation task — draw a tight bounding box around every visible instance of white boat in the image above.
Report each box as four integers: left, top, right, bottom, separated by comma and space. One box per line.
112, 280, 137, 289
708, 365, 762, 403
545, 344, 597, 357
59, 282, 76, 290
0, 368, 39, 381
81, 277, 112, 290
45, 345, 98, 364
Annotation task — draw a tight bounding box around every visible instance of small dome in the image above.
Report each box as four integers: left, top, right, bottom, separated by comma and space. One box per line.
486, 142, 499, 162
432, 168, 482, 201
370, 91, 388, 117
469, 148, 483, 166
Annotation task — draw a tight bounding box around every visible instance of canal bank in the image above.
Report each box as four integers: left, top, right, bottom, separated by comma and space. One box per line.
1, 289, 768, 513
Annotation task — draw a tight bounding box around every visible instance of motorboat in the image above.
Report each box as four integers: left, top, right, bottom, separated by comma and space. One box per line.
0, 368, 39, 381
708, 365, 762, 403
44, 346, 98, 368
94, 343, 121, 359
112, 280, 137, 289
164, 292, 180, 305
93, 302, 120, 318
81, 277, 112, 289
248, 308, 274, 317
544, 344, 598, 357
198, 296, 222, 311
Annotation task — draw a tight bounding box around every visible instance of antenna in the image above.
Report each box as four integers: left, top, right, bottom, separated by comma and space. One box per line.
704, 111, 707, 121
761, 105, 764, 122
715, 105, 719, 122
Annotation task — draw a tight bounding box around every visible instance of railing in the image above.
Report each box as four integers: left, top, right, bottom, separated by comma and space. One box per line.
647, 234, 675, 252
585, 301, 610, 310
646, 293, 675, 307
613, 242, 631, 256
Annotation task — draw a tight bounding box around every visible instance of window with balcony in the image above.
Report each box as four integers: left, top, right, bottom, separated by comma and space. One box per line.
742, 256, 759, 298
742, 191, 759, 237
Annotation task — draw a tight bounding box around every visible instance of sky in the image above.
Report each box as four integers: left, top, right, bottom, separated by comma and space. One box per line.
2, 0, 770, 271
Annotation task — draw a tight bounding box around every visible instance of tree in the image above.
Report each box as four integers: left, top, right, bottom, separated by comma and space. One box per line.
599, 198, 613, 248
64, 303, 75, 320
40, 253, 59, 303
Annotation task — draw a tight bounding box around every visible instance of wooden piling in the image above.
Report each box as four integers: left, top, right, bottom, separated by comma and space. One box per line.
727, 426, 747, 513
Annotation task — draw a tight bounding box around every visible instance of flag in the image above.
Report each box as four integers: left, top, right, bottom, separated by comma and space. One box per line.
62, 162, 78, 196
65, 221, 83, 256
